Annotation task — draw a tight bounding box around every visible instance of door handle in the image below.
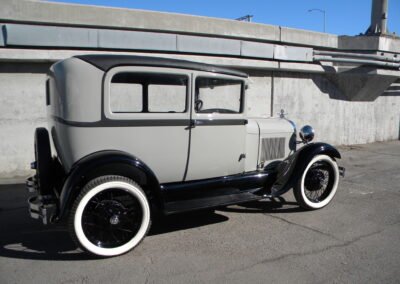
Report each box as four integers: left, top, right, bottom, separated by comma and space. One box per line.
185, 120, 196, 130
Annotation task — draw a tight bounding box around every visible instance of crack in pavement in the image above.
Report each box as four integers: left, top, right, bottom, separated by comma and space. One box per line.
230, 221, 400, 275
265, 214, 342, 242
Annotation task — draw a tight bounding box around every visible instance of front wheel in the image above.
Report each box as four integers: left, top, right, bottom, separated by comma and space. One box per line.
294, 155, 339, 210
69, 175, 151, 257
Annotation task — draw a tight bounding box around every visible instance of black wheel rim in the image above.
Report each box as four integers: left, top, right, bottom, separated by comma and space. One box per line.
304, 161, 335, 203
81, 188, 143, 249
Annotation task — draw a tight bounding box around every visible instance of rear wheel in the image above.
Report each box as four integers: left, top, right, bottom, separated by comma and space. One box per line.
294, 155, 339, 210
69, 175, 151, 257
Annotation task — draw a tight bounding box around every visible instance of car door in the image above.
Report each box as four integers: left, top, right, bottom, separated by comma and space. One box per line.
103, 66, 191, 183
185, 73, 247, 181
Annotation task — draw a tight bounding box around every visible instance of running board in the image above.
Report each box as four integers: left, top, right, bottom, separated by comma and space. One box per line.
164, 191, 263, 215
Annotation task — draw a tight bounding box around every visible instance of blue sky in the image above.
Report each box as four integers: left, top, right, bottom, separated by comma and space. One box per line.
49, 0, 399, 36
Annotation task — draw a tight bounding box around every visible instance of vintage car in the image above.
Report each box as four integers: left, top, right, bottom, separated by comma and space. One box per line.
26, 55, 345, 257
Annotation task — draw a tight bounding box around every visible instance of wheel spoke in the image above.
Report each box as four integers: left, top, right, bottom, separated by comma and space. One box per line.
303, 160, 335, 203
114, 227, 135, 233
81, 187, 143, 249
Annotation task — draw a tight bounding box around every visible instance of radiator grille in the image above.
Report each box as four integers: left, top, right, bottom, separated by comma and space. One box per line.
260, 137, 286, 161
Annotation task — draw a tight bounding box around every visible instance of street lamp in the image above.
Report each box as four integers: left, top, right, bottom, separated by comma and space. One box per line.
308, 8, 326, 32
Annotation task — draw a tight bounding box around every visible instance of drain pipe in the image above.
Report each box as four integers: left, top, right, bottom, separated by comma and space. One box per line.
313, 56, 400, 68
314, 50, 399, 63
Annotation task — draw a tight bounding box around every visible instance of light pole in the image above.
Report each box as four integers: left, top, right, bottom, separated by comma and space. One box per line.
308, 8, 326, 33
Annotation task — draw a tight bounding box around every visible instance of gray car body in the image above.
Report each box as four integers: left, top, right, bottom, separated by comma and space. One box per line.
48, 56, 295, 186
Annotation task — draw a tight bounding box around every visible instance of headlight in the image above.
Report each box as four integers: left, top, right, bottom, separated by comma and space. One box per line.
299, 125, 315, 143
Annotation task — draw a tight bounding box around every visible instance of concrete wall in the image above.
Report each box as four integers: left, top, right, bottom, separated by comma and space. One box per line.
1, 63, 398, 182
271, 72, 400, 145
0, 0, 399, 182
245, 70, 400, 145
0, 63, 49, 182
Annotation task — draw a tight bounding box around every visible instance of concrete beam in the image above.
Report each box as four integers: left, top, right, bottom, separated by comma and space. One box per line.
240, 41, 274, 59
0, 0, 280, 42
0, 23, 317, 62
0, 48, 334, 73
339, 35, 400, 53
98, 29, 177, 51
177, 35, 241, 55
274, 45, 313, 62
280, 27, 338, 49
0, 0, 344, 50
5, 24, 97, 48
379, 36, 400, 53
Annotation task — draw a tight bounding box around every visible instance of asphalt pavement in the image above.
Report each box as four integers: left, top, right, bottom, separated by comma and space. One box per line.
0, 141, 399, 283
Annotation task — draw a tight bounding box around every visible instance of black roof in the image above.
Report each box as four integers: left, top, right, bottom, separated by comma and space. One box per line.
75, 54, 248, 78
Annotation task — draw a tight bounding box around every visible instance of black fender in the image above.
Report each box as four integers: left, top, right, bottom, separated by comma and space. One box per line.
57, 150, 161, 221
270, 142, 341, 196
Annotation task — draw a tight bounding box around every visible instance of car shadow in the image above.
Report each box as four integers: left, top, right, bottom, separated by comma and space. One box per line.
0, 207, 228, 261
150, 210, 229, 236
218, 197, 306, 214
0, 185, 232, 261
0, 185, 302, 261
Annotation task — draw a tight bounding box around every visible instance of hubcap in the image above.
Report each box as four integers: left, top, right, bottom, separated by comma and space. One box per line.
110, 215, 120, 225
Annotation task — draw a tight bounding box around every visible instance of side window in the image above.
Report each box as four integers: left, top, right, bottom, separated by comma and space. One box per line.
109, 73, 187, 113
195, 78, 243, 114
110, 82, 143, 113
148, 78, 186, 112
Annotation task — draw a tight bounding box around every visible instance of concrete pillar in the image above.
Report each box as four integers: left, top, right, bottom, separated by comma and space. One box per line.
368, 0, 388, 34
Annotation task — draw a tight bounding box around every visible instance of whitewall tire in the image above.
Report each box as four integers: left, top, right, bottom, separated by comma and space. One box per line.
294, 154, 339, 210
69, 176, 151, 257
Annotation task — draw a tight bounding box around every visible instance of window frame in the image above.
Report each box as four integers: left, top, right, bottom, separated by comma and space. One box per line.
194, 76, 245, 114
104, 67, 190, 120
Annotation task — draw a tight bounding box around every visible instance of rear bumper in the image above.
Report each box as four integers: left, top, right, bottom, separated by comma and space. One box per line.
27, 195, 57, 225
26, 175, 38, 193
26, 175, 58, 225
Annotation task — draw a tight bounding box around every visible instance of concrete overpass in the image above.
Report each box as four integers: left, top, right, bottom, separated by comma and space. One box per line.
0, 0, 399, 182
